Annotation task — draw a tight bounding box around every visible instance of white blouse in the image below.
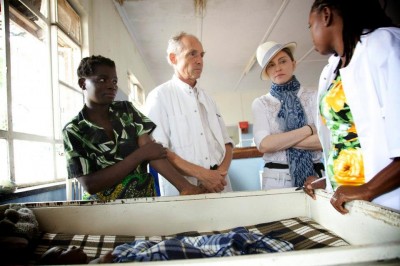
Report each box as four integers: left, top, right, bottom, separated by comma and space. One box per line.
252, 86, 322, 165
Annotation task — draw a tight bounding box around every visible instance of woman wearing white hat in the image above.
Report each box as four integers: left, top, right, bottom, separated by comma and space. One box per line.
252, 41, 323, 190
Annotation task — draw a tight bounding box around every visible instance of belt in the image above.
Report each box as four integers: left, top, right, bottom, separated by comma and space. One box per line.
264, 162, 288, 169
265, 162, 325, 177
210, 164, 218, 170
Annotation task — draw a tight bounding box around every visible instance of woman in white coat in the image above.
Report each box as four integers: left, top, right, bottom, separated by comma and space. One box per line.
304, 0, 400, 214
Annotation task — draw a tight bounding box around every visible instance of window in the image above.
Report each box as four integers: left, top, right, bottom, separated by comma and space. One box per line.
0, 11, 7, 132
0, 0, 82, 187
128, 73, 145, 111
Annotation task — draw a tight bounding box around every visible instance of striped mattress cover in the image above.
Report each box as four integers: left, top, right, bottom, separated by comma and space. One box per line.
32, 216, 348, 262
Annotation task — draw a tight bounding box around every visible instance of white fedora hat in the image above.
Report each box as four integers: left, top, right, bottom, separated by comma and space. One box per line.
256, 41, 297, 80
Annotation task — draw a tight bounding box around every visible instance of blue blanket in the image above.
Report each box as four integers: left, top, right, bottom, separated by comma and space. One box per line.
112, 227, 294, 262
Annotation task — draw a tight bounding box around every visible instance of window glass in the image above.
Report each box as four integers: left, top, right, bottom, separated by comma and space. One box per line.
59, 83, 83, 135
55, 143, 67, 179
58, 28, 80, 86
10, 0, 48, 19
0, 139, 10, 183
14, 140, 55, 186
0, 14, 7, 131
9, 17, 53, 136
2, 0, 81, 189
128, 74, 145, 111
57, 0, 81, 44
56, 28, 83, 138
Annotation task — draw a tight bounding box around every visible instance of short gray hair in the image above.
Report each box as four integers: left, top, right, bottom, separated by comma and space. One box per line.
166, 32, 199, 65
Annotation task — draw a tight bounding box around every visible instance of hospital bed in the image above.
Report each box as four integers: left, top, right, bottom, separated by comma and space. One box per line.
25, 188, 400, 265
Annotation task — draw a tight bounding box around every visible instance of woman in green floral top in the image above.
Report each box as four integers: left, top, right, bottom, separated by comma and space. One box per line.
304, 0, 400, 214
63, 55, 204, 201
319, 74, 365, 189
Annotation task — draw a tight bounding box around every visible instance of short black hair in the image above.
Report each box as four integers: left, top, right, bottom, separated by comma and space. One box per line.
77, 55, 115, 78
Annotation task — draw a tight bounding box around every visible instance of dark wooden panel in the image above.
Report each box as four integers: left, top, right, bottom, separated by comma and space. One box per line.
232, 147, 263, 159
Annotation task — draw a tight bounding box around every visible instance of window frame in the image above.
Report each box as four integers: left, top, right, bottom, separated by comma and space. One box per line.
0, 0, 83, 188
128, 72, 145, 110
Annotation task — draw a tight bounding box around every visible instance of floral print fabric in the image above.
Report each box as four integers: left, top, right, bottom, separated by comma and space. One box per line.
63, 101, 156, 201
320, 74, 365, 189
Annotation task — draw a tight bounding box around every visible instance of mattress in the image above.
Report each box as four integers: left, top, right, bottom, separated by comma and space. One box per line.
32, 216, 348, 263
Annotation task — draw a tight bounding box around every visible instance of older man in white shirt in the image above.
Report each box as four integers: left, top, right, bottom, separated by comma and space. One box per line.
144, 32, 234, 196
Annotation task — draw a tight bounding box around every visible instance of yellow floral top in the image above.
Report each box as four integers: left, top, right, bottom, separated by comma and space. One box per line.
320, 74, 365, 189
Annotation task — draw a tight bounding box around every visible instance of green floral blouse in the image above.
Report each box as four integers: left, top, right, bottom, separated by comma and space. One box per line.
320, 74, 365, 189
63, 101, 156, 201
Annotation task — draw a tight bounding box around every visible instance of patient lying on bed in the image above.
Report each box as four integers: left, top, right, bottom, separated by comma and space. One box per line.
39, 227, 294, 264
40, 246, 114, 264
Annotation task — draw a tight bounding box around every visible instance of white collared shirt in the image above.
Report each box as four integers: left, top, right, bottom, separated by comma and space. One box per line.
193, 86, 225, 166
144, 75, 233, 195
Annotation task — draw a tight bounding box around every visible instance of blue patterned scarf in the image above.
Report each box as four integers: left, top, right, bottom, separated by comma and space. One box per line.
270, 76, 315, 186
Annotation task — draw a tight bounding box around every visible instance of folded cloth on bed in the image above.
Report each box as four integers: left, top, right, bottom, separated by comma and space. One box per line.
112, 227, 294, 262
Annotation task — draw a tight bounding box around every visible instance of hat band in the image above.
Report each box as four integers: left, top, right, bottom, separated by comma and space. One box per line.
262, 43, 283, 68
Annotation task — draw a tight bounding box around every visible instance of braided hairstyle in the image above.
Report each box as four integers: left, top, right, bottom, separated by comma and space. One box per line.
77, 55, 115, 78
310, 0, 394, 67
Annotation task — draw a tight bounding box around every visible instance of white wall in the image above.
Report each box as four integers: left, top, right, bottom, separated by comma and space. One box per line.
211, 89, 265, 126
74, 0, 268, 127
77, 0, 156, 98
73, 0, 398, 131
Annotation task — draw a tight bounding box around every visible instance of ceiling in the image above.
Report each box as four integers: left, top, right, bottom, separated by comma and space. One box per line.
114, 0, 330, 94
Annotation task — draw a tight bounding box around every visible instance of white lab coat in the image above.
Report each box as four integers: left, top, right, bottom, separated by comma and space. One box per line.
145, 76, 233, 196
317, 27, 400, 211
